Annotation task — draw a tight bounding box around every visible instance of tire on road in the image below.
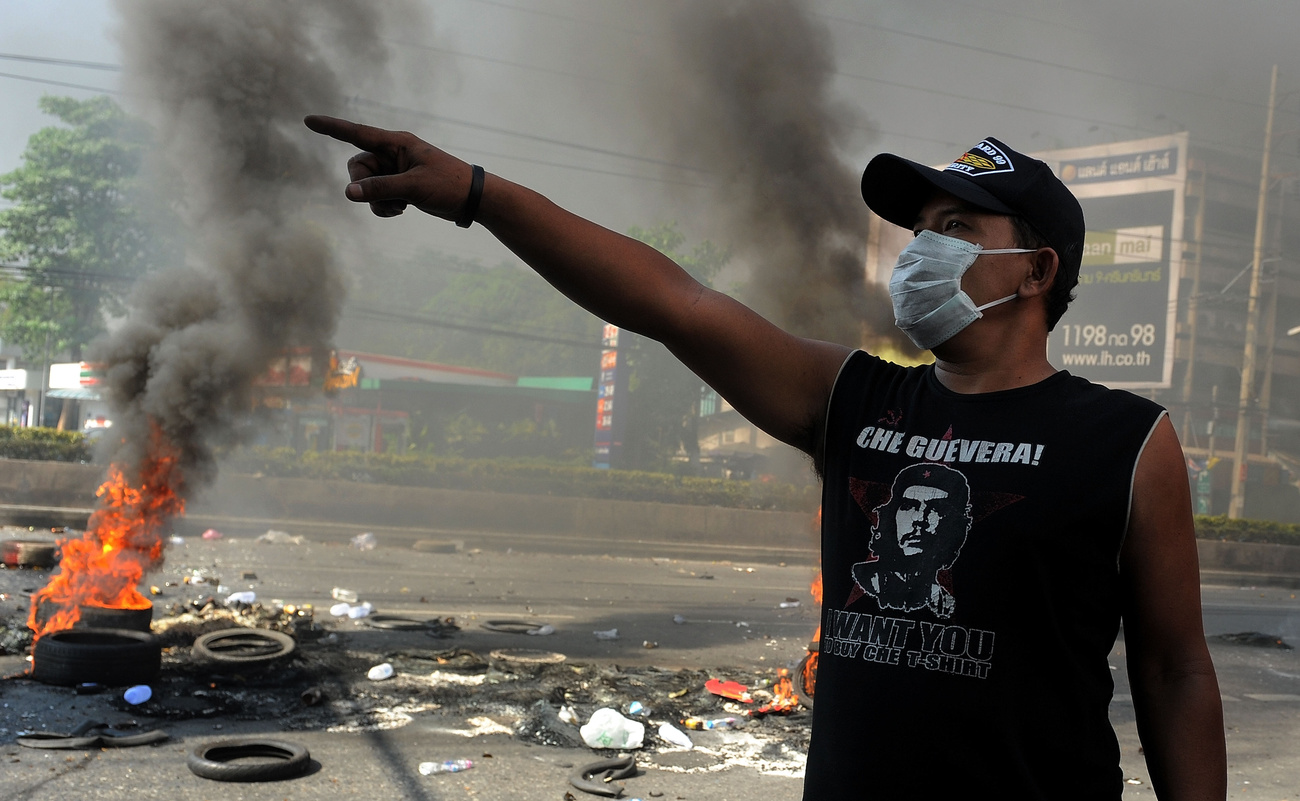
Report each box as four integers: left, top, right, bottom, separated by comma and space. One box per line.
187, 739, 310, 782
31, 628, 160, 687
364, 615, 429, 631
481, 619, 547, 634
191, 629, 296, 666
794, 652, 816, 710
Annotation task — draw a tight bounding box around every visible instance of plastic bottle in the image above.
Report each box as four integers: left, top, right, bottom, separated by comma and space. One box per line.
419, 759, 474, 775
331, 587, 359, 603
225, 591, 256, 605
681, 716, 738, 731
123, 685, 152, 705
367, 662, 394, 681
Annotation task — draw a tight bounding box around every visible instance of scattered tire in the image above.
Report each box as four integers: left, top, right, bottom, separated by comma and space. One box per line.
192, 629, 296, 666
187, 739, 310, 782
364, 615, 430, 631
31, 628, 161, 687
481, 619, 548, 634
794, 651, 816, 711
489, 648, 566, 665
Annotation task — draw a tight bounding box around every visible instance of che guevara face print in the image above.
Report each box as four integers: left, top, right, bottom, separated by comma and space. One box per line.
852, 462, 973, 619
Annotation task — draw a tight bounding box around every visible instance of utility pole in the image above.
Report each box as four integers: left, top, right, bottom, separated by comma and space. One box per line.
1228, 65, 1279, 519
1180, 166, 1208, 447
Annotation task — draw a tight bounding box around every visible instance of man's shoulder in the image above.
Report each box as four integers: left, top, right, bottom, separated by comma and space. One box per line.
838, 349, 925, 385
1055, 371, 1166, 419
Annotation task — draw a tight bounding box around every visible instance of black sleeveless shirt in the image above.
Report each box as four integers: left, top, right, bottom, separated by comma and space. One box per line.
805, 352, 1165, 800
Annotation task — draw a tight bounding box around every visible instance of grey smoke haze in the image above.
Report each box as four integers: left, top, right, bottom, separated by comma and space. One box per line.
91, 0, 402, 498
627, 0, 905, 350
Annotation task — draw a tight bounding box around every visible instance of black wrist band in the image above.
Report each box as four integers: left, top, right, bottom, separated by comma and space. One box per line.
455, 164, 485, 228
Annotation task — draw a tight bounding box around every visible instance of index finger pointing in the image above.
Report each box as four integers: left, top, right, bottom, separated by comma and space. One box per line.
303, 114, 399, 151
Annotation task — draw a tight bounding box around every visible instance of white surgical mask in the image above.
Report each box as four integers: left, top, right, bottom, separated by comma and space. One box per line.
889, 230, 1034, 350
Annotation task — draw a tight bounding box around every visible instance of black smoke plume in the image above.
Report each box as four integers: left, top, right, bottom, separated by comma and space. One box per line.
94, 0, 398, 497
635, 0, 906, 350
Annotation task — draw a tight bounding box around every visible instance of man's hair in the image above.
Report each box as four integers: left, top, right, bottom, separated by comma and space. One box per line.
1011, 216, 1076, 331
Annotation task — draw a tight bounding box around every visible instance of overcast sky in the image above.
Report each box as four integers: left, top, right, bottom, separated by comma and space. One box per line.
3, 0, 1299, 273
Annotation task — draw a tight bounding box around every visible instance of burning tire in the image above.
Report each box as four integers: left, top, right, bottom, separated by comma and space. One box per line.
31, 628, 161, 687
31, 599, 153, 633
192, 629, 296, 666
795, 647, 817, 711
187, 738, 310, 782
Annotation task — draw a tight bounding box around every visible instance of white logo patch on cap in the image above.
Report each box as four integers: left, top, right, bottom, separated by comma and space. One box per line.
945, 140, 1015, 177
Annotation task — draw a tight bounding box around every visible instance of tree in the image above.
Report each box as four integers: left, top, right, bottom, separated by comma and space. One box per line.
418, 263, 604, 377
0, 96, 172, 361
621, 223, 730, 472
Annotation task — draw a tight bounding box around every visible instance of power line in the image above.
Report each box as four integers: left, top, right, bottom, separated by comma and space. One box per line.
0, 263, 137, 284
346, 97, 710, 175
344, 303, 601, 349
0, 70, 119, 95
816, 12, 1296, 120
0, 53, 120, 72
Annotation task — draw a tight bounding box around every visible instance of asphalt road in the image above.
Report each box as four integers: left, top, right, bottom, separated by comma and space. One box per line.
0, 533, 1297, 800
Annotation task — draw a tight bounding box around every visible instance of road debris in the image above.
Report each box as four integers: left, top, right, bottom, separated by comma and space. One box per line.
420, 757, 474, 775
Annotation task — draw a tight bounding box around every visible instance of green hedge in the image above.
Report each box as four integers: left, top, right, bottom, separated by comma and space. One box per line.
1193, 515, 1300, 548
0, 426, 93, 463
225, 447, 821, 512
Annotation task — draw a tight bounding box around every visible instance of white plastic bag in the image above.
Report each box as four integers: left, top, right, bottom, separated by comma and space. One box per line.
579, 707, 644, 749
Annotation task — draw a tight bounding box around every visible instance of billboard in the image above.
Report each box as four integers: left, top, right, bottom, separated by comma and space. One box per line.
592, 323, 629, 469
1037, 133, 1188, 388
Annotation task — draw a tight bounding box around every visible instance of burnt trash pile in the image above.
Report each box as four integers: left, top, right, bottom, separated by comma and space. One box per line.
4, 590, 813, 774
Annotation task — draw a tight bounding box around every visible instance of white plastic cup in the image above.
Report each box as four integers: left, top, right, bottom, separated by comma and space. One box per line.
658, 722, 693, 749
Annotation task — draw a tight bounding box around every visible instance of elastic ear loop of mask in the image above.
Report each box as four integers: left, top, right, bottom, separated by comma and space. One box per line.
970, 247, 1036, 312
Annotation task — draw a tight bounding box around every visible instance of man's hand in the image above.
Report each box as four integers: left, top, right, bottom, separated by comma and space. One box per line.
303, 115, 475, 221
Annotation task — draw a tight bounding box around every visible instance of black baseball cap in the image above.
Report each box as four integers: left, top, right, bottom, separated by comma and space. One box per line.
861, 137, 1084, 277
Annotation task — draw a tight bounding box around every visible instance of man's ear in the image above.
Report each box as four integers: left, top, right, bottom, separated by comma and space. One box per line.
1020, 248, 1059, 299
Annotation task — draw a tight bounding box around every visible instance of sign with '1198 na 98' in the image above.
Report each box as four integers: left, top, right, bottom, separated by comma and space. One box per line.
1037, 133, 1187, 389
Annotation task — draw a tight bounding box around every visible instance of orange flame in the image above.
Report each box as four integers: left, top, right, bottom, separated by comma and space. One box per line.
769, 667, 799, 712
28, 442, 185, 641
805, 569, 823, 699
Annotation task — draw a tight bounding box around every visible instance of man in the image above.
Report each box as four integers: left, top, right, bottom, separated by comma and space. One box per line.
304, 116, 1225, 799
851, 462, 972, 618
